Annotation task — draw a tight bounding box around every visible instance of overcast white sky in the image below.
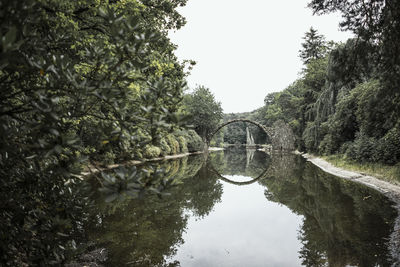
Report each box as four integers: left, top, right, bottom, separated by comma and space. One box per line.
169, 0, 353, 113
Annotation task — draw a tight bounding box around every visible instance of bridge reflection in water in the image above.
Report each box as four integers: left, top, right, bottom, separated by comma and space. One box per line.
207, 149, 271, 186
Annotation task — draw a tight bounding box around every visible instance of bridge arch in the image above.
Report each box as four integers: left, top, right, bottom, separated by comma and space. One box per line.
207, 119, 273, 145
207, 162, 271, 186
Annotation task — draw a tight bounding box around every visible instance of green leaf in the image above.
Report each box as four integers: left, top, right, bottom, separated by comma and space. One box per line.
2, 26, 17, 52
98, 7, 108, 18
50, 129, 60, 136
114, 167, 125, 179
105, 193, 118, 203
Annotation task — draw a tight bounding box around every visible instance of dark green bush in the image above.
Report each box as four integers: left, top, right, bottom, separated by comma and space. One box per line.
346, 132, 377, 162
143, 145, 162, 159
374, 126, 400, 164
339, 141, 353, 155
318, 134, 336, 155
302, 122, 319, 152
186, 130, 205, 152
166, 134, 180, 155
176, 135, 189, 153
344, 126, 400, 165
159, 138, 171, 156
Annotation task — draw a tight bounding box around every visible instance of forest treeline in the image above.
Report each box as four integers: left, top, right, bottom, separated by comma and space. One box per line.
225, 1, 400, 166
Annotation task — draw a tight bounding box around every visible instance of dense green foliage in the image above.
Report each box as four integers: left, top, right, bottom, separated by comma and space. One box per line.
222, 2, 400, 167
308, 0, 400, 91
222, 113, 247, 144
182, 85, 223, 142
254, 15, 400, 166
0, 0, 207, 265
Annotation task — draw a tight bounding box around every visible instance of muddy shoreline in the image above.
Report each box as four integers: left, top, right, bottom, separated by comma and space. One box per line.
81, 147, 229, 177
300, 152, 400, 265
81, 151, 205, 177
301, 153, 400, 200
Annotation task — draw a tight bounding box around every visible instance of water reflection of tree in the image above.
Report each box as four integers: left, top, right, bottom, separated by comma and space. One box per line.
86, 155, 223, 266
260, 154, 397, 266
183, 165, 223, 218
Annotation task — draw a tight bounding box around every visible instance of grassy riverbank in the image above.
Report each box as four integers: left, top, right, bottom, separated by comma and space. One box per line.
322, 154, 400, 185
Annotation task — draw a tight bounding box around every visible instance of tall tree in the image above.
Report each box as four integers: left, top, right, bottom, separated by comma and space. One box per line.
183, 86, 223, 142
299, 27, 327, 64
308, 0, 400, 90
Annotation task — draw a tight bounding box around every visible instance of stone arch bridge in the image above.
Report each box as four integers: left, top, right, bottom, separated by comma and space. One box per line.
207, 119, 295, 151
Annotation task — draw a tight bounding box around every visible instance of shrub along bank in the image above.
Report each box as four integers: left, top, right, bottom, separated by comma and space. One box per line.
142, 130, 205, 160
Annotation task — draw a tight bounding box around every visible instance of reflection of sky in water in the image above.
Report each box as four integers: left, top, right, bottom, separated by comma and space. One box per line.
168, 175, 304, 267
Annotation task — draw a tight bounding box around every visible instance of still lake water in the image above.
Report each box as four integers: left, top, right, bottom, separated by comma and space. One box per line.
87, 148, 398, 266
